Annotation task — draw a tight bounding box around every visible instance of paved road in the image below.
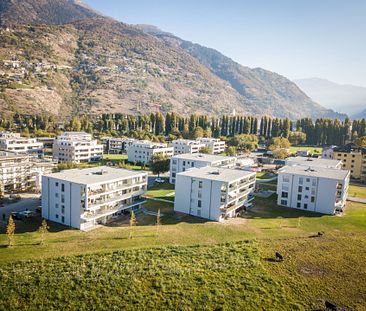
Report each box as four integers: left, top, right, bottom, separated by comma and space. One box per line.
347, 196, 366, 204
0, 193, 40, 223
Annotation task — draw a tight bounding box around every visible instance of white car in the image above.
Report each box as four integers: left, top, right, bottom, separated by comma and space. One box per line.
155, 177, 165, 183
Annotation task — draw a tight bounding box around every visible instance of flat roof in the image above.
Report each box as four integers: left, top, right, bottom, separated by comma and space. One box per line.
177, 166, 255, 182
0, 150, 29, 160
172, 153, 236, 162
44, 166, 146, 185
279, 165, 349, 180
286, 156, 341, 168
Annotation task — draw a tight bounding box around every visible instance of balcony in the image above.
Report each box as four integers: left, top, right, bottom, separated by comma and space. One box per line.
88, 180, 146, 197
88, 188, 145, 209
81, 198, 146, 221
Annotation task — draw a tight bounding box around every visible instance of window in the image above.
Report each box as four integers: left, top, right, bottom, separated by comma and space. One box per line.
299, 177, 303, 185
61, 194, 65, 203
297, 194, 302, 201
61, 183, 65, 192
311, 196, 315, 203
198, 200, 202, 208
303, 203, 308, 209
198, 191, 202, 199
297, 202, 301, 208
61, 205, 65, 214
55, 193, 59, 198
197, 209, 201, 217
61, 216, 65, 223
183, 161, 186, 166
198, 181, 203, 189
298, 186, 303, 192
312, 179, 316, 187
55, 182, 59, 187
55, 203, 59, 209
55, 214, 59, 219
282, 176, 289, 182
172, 173, 176, 178
280, 200, 287, 206
305, 187, 309, 191
281, 192, 288, 198
306, 178, 310, 183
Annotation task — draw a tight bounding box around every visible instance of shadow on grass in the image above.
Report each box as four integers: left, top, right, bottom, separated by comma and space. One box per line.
0, 217, 71, 234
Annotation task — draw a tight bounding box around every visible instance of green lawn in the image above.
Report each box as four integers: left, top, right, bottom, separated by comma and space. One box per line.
348, 184, 366, 198
0, 187, 365, 310
289, 146, 322, 155
145, 183, 175, 201
103, 153, 128, 161
256, 171, 274, 179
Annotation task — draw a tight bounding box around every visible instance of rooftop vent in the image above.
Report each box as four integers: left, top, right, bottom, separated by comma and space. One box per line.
209, 170, 220, 175
305, 167, 316, 172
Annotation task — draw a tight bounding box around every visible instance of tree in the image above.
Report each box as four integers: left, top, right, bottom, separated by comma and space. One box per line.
227, 134, 258, 152
156, 208, 161, 237
226, 146, 237, 156
150, 154, 170, 177
355, 136, 366, 147
268, 137, 291, 151
288, 131, 307, 146
191, 126, 204, 140
38, 219, 49, 245
200, 146, 212, 154
273, 149, 289, 159
129, 210, 137, 239
6, 215, 15, 247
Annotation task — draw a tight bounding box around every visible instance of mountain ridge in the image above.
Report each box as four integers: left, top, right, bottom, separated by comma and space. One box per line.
0, 1, 346, 119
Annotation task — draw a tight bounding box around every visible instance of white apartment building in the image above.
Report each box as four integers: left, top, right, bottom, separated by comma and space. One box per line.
102, 137, 135, 154
321, 146, 337, 159
53, 132, 103, 163
285, 156, 342, 169
277, 165, 350, 214
172, 139, 205, 155
0, 132, 43, 155
42, 166, 148, 230
197, 137, 226, 154
170, 153, 237, 184
174, 166, 256, 221
127, 140, 174, 165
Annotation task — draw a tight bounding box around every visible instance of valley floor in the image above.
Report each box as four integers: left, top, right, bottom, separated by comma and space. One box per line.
0, 190, 365, 310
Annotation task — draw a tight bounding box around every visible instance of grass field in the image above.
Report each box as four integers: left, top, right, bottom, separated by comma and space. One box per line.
289, 146, 322, 155
349, 184, 366, 198
145, 183, 175, 201
102, 153, 128, 161
0, 187, 365, 310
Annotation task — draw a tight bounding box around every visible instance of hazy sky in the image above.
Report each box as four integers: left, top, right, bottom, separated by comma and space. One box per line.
85, 0, 366, 87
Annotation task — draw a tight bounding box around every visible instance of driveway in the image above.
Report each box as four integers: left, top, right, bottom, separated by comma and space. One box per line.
0, 193, 41, 223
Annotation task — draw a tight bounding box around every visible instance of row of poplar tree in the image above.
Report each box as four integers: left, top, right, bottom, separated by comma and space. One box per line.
0, 112, 365, 146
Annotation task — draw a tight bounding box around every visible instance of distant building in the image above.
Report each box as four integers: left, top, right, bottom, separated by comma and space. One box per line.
197, 138, 226, 154
102, 137, 135, 154
36, 137, 55, 149
277, 165, 350, 214
296, 150, 310, 157
285, 156, 342, 169
172, 139, 205, 155
170, 153, 237, 184
321, 146, 337, 159
333, 143, 366, 181
127, 140, 174, 165
53, 132, 103, 163
174, 166, 256, 221
42, 166, 147, 230
0, 132, 43, 155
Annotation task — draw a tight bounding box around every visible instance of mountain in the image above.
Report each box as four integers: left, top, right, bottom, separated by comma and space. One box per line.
0, 1, 345, 119
294, 78, 366, 116
0, 0, 99, 25
352, 109, 366, 120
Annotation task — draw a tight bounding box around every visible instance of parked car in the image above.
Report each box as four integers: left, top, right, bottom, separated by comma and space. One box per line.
10, 212, 22, 220
155, 177, 165, 183
19, 211, 35, 218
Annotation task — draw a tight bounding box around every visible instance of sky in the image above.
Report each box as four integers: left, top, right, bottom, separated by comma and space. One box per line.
84, 0, 366, 87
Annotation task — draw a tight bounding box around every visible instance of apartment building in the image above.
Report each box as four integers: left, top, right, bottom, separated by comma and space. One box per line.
277, 165, 350, 214
172, 139, 205, 155
285, 156, 342, 169
0, 132, 43, 155
321, 146, 337, 159
127, 140, 174, 165
333, 144, 366, 181
197, 138, 226, 154
42, 166, 148, 230
170, 153, 237, 184
53, 132, 103, 163
174, 166, 256, 221
102, 137, 135, 154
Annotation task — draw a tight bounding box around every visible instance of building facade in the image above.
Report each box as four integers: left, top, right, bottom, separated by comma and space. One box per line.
0, 132, 43, 155
127, 140, 174, 165
53, 132, 103, 163
174, 167, 256, 221
172, 139, 205, 155
42, 166, 147, 230
197, 138, 226, 154
102, 137, 135, 154
169, 153, 237, 184
277, 165, 350, 214
333, 144, 366, 181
